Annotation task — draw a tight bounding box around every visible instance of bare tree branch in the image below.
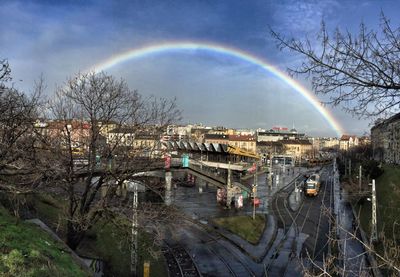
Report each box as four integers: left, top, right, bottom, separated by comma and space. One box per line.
270, 12, 400, 118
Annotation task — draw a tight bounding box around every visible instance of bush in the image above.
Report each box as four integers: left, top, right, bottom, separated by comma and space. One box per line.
1, 249, 25, 276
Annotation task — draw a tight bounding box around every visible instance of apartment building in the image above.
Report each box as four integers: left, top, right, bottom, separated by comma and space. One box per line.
339, 135, 359, 151
371, 114, 400, 163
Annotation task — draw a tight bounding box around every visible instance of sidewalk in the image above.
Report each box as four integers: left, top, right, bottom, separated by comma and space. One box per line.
333, 162, 372, 276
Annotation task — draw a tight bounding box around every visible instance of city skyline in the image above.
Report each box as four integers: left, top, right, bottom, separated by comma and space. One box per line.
2, 0, 399, 136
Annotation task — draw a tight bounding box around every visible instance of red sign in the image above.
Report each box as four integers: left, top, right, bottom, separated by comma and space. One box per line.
252, 197, 261, 206
164, 155, 171, 170
247, 163, 256, 173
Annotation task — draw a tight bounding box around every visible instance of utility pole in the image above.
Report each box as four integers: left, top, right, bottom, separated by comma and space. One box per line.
226, 162, 232, 209
269, 155, 273, 187
333, 157, 336, 172
253, 164, 258, 220
371, 179, 378, 242
349, 159, 352, 181
131, 182, 138, 276
165, 171, 172, 206
359, 165, 362, 192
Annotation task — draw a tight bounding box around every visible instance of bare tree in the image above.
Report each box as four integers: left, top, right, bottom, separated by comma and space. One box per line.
43, 72, 181, 250
0, 58, 11, 84
271, 13, 400, 118
0, 71, 42, 219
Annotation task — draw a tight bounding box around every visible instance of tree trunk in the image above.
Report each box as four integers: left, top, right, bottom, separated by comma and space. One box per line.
66, 222, 85, 250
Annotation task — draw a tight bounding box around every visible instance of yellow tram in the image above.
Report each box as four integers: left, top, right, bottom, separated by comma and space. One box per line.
308, 158, 332, 167
305, 173, 321, 197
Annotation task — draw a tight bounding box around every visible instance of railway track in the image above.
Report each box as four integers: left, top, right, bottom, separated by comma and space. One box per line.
163, 243, 201, 277
265, 174, 307, 276
186, 222, 256, 277
266, 166, 335, 276
164, 218, 257, 277
311, 174, 334, 261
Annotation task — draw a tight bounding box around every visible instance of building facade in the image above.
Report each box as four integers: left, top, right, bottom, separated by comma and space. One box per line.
339, 135, 359, 151
228, 135, 256, 153
204, 134, 229, 145
280, 139, 313, 160
257, 127, 305, 142
318, 137, 340, 150
371, 114, 400, 164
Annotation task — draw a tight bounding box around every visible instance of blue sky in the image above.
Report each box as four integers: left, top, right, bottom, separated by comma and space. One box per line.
1, 0, 399, 136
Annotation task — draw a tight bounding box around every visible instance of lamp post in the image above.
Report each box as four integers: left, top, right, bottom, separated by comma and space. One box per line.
367, 179, 378, 243
131, 182, 138, 276
253, 164, 258, 220
371, 179, 378, 242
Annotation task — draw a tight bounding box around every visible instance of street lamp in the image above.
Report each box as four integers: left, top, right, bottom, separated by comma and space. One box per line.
252, 164, 258, 220
368, 180, 378, 242
252, 183, 257, 220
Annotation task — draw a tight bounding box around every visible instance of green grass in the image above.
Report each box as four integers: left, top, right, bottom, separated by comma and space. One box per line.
356, 165, 400, 238
355, 165, 400, 273
212, 215, 266, 244
0, 204, 89, 277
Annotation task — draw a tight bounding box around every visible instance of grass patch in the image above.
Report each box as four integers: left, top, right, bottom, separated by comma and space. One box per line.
0, 204, 89, 276
212, 214, 266, 244
355, 164, 400, 273
356, 165, 400, 238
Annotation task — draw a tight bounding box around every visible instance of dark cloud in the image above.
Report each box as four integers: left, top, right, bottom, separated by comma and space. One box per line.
1, 0, 392, 136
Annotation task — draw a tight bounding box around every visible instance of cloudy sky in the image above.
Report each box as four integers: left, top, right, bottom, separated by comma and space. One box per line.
1, 0, 399, 137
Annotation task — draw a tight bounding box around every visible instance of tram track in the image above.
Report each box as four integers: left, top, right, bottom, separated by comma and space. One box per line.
312, 173, 334, 261
298, 166, 334, 263
168, 219, 257, 277
265, 174, 307, 276
267, 166, 335, 276
162, 242, 201, 277
187, 221, 256, 277
312, 175, 329, 259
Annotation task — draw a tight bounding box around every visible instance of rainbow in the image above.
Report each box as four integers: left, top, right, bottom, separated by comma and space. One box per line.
89, 41, 344, 136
